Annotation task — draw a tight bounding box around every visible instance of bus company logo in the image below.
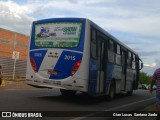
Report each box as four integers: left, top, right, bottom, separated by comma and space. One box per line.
2, 112, 11, 117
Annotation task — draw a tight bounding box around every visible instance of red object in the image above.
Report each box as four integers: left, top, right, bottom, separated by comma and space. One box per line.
30, 57, 37, 72
71, 61, 81, 76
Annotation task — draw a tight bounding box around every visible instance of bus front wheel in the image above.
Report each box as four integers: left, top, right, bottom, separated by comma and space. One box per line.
60, 89, 76, 96
127, 90, 133, 96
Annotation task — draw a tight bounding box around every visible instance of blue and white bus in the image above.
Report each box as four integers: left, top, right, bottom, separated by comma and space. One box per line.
26, 18, 143, 99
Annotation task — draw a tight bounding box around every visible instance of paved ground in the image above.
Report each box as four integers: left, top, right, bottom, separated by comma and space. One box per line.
1, 80, 157, 111
143, 104, 156, 111
1, 80, 36, 89
1, 81, 159, 120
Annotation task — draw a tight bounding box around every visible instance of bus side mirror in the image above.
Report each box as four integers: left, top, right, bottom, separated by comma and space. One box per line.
139, 59, 143, 70
141, 63, 143, 69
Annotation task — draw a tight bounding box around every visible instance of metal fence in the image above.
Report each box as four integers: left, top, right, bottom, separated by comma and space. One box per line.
0, 56, 27, 80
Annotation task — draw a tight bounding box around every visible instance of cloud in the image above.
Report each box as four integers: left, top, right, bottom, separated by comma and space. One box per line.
106, 17, 160, 37
0, 0, 160, 76
1, 0, 160, 37
0, 1, 35, 35
142, 59, 160, 75
68, 0, 78, 4
144, 63, 156, 67
139, 51, 159, 57
83, 0, 160, 37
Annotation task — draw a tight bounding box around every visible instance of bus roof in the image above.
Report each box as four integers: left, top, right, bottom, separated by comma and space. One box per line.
34, 17, 138, 56
33, 17, 85, 24
87, 19, 139, 56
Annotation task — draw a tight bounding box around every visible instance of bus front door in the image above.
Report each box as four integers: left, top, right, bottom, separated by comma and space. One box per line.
97, 39, 106, 93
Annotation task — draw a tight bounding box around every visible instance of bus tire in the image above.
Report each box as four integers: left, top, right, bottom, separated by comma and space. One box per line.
127, 90, 133, 96
127, 82, 134, 96
108, 80, 115, 101
60, 89, 76, 96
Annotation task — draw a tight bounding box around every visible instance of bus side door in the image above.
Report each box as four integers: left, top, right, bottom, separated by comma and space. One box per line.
97, 38, 107, 93
121, 50, 127, 91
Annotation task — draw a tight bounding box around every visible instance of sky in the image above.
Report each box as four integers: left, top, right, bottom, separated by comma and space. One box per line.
0, 0, 160, 75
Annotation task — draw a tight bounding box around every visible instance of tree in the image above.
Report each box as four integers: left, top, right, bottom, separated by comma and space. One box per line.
139, 72, 152, 85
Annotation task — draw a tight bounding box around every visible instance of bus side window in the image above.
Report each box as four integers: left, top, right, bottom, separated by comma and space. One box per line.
132, 54, 136, 69
115, 44, 121, 65
91, 29, 97, 59
108, 40, 115, 63
108, 40, 114, 51
117, 44, 121, 54
127, 51, 132, 68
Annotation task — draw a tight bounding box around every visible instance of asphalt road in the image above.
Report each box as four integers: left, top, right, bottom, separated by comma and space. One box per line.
0, 87, 156, 120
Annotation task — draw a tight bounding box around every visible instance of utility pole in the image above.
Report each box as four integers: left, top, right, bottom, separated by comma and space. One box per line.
12, 33, 19, 80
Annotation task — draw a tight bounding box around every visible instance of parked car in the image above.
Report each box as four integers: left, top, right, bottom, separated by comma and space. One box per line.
142, 84, 149, 89
138, 84, 149, 90
152, 85, 157, 90
139, 83, 157, 90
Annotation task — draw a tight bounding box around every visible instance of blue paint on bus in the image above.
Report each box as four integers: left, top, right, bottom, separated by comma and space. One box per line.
49, 51, 83, 79
88, 59, 99, 95
29, 50, 47, 71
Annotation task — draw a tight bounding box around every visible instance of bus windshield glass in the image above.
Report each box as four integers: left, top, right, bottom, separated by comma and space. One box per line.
34, 22, 82, 48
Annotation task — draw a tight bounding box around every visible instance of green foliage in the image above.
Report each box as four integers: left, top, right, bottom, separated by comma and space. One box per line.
139, 72, 152, 85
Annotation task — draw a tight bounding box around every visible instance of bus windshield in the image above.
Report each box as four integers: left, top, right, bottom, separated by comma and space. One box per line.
34, 22, 82, 48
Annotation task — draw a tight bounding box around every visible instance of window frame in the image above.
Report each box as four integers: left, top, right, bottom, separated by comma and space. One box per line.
90, 28, 97, 59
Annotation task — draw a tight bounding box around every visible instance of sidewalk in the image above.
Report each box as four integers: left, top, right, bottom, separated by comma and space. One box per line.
1, 80, 36, 89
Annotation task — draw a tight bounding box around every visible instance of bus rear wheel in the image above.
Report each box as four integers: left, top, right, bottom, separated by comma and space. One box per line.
127, 90, 133, 96
108, 81, 115, 101
60, 89, 76, 96
127, 82, 134, 96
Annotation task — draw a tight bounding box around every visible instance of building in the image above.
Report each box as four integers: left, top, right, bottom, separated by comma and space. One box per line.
0, 28, 29, 80
0, 28, 29, 60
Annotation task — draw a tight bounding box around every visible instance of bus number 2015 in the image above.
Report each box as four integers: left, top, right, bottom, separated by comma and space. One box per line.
64, 55, 76, 60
